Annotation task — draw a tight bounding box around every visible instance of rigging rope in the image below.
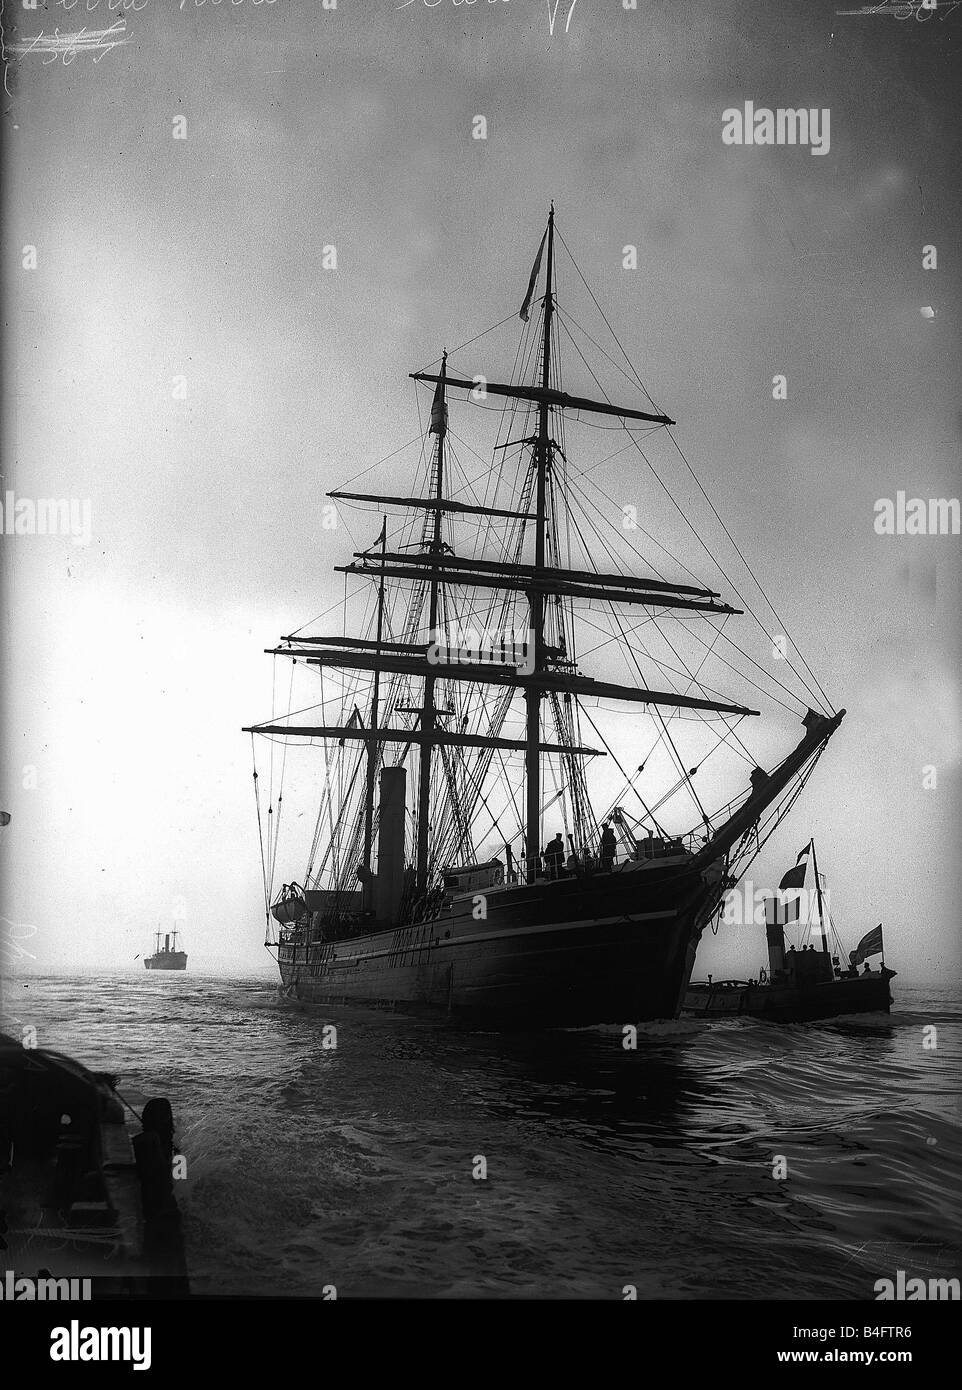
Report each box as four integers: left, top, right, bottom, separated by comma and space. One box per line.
555, 223, 834, 718
250, 737, 271, 925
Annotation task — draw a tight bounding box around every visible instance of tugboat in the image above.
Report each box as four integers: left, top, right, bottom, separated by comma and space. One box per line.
243, 207, 850, 1028
684, 840, 895, 1022
144, 930, 187, 972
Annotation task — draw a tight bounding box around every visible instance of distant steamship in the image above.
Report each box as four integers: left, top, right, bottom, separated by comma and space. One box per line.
144, 930, 187, 972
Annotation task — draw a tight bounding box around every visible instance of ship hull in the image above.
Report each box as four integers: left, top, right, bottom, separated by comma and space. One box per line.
276, 860, 720, 1027
144, 953, 187, 971
683, 970, 893, 1023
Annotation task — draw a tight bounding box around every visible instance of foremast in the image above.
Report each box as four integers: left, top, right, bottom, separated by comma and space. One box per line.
415, 354, 448, 890
525, 204, 555, 882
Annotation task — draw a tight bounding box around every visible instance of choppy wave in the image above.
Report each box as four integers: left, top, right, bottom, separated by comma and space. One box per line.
5, 974, 960, 1299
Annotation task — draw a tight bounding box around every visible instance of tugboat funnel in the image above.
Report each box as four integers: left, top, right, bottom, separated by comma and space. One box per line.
764, 899, 786, 977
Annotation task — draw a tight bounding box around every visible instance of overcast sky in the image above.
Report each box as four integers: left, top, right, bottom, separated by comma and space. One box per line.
1, 0, 959, 987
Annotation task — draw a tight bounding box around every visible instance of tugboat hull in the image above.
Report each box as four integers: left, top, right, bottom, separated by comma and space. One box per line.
683, 969, 894, 1023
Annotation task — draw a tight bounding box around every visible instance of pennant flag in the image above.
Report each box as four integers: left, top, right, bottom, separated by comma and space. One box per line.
851, 924, 883, 966
519, 228, 548, 322
429, 356, 448, 436
778, 859, 808, 892
778, 841, 812, 891
339, 706, 362, 747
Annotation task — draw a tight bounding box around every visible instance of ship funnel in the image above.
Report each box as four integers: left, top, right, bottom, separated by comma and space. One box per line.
374, 767, 407, 924
164, 932, 171, 953
763, 898, 785, 977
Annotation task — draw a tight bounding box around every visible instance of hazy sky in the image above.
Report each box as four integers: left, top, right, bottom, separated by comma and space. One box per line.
1, 0, 959, 989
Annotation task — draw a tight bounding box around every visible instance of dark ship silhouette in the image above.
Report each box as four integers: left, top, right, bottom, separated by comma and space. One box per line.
144, 930, 187, 972
245, 208, 849, 1028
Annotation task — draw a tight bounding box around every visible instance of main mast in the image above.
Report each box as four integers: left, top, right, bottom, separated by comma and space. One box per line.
415, 356, 448, 888
525, 205, 555, 882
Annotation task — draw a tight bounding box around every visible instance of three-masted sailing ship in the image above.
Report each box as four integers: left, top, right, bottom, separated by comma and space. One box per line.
245, 207, 846, 1027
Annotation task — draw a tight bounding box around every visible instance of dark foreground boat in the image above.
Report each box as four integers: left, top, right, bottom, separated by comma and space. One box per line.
245, 208, 849, 1028
684, 841, 895, 1022
144, 930, 187, 972
0, 1032, 188, 1295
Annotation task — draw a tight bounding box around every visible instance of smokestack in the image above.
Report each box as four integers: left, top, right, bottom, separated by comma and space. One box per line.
164, 933, 171, 953
764, 898, 785, 977
374, 767, 407, 924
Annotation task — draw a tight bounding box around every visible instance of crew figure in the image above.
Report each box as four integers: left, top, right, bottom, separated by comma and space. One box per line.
600, 822, 617, 871
543, 834, 565, 880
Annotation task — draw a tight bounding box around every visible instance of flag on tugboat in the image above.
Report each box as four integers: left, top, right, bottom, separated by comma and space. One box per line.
519, 227, 548, 322
778, 841, 811, 891
774, 841, 812, 921
850, 924, 883, 966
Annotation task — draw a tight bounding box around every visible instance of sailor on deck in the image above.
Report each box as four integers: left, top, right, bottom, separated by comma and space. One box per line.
543, 834, 565, 880
600, 822, 617, 871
